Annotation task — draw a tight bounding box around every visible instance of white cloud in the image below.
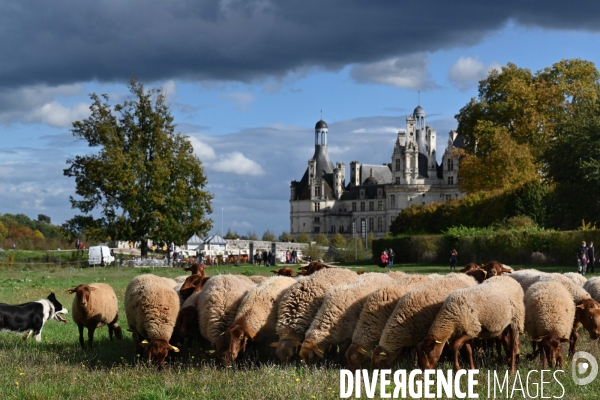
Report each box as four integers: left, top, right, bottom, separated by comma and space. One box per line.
211, 152, 265, 176
189, 136, 217, 161
448, 56, 502, 91
25, 101, 90, 128
220, 91, 256, 111
230, 220, 252, 228
350, 53, 438, 90
161, 80, 177, 102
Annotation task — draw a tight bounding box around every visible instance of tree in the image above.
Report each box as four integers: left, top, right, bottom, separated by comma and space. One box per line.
314, 232, 329, 246
0, 221, 7, 241
303, 243, 325, 262
330, 232, 346, 248
296, 232, 311, 244
224, 228, 240, 240
37, 214, 51, 224
246, 231, 258, 240
278, 231, 293, 242
262, 230, 276, 242
63, 79, 213, 256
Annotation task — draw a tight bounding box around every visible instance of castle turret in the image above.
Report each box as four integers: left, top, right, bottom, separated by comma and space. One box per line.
349, 161, 360, 187
333, 162, 346, 199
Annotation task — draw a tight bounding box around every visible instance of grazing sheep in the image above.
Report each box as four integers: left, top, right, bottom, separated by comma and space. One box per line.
584, 277, 600, 302
66, 283, 123, 349
524, 281, 575, 368
300, 273, 394, 366
460, 263, 480, 273
223, 276, 297, 365
483, 261, 513, 278
184, 263, 209, 276
465, 269, 487, 283
198, 275, 255, 364
563, 272, 587, 287
275, 267, 358, 363
271, 267, 296, 277
346, 274, 433, 370
124, 274, 181, 366
298, 262, 333, 276
508, 269, 548, 292
372, 274, 477, 369
416, 276, 524, 373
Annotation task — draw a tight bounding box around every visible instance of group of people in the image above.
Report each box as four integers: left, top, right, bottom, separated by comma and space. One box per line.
74, 239, 86, 254
577, 241, 595, 276
285, 249, 299, 264
254, 249, 276, 266
379, 248, 395, 268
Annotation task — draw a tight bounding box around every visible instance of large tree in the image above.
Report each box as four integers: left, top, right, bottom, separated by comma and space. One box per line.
455, 59, 600, 193
63, 79, 213, 256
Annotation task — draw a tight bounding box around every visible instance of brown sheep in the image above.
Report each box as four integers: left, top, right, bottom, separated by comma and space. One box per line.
466, 269, 487, 283
298, 262, 333, 276
184, 263, 209, 276
460, 263, 480, 273
271, 267, 296, 277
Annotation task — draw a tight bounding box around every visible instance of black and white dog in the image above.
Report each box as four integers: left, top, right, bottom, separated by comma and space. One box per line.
0, 293, 69, 342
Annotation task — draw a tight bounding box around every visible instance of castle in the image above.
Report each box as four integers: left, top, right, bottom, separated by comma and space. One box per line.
289, 105, 465, 239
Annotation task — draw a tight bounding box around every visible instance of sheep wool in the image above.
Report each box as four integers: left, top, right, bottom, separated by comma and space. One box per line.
124, 274, 180, 342
276, 267, 358, 341
303, 273, 394, 352
563, 272, 587, 287
584, 277, 600, 303
525, 281, 575, 340
539, 273, 591, 304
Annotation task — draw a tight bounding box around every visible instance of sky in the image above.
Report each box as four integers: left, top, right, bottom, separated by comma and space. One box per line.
1, 1, 600, 238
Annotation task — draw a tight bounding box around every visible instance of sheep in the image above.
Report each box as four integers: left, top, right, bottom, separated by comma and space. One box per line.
271, 267, 296, 277
524, 281, 575, 368
345, 274, 434, 370
508, 269, 548, 292
460, 263, 480, 273
483, 261, 513, 278
223, 276, 297, 365
275, 267, 358, 363
184, 263, 209, 276
124, 274, 181, 366
563, 272, 587, 287
66, 283, 123, 349
416, 276, 524, 373
299, 273, 394, 366
248, 275, 267, 284
171, 291, 205, 351
198, 275, 255, 364
386, 271, 407, 280
371, 273, 478, 369
298, 262, 333, 276
584, 277, 600, 302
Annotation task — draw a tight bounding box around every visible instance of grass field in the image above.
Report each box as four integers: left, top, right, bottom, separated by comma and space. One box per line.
0, 263, 598, 399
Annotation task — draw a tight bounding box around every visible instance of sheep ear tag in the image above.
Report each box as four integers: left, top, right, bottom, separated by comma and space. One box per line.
359, 347, 368, 354
269, 342, 279, 348
170, 345, 180, 353
379, 351, 386, 355
435, 340, 442, 344
140, 340, 150, 347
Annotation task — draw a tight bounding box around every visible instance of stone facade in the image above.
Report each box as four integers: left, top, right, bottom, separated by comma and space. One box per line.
290, 105, 465, 239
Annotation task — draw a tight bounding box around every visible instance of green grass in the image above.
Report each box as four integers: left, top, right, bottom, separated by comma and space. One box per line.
0, 263, 598, 399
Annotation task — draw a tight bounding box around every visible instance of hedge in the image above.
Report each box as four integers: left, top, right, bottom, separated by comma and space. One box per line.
373, 230, 600, 266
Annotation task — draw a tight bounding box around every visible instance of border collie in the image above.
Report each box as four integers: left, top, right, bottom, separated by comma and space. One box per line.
0, 293, 68, 342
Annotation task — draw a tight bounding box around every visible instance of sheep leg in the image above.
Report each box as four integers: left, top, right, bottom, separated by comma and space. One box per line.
87, 326, 96, 348
508, 328, 518, 374
540, 347, 547, 369
569, 328, 579, 358
78, 324, 85, 349
108, 324, 114, 341
452, 334, 472, 371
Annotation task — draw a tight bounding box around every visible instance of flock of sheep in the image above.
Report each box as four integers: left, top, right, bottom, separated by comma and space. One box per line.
67, 261, 600, 373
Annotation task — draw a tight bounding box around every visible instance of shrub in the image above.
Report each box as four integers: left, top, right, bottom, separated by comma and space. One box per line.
530, 251, 547, 265
296, 232, 311, 244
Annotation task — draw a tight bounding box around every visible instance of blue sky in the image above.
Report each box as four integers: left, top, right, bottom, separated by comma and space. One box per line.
1, 2, 600, 238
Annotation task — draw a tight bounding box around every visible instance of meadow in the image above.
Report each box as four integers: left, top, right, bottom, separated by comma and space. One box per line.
0, 261, 598, 399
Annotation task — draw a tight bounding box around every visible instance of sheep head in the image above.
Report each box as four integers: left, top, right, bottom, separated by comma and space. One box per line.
345, 343, 370, 371
532, 333, 571, 367
371, 345, 397, 370
275, 337, 302, 364
576, 299, 600, 340
223, 323, 249, 366
299, 339, 324, 366
416, 335, 445, 370
66, 284, 97, 309
140, 339, 179, 366
184, 263, 208, 276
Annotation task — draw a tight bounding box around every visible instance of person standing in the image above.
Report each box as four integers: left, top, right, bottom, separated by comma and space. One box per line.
75, 239, 80, 250
262, 250, 268, 267
380, 251, 389, 268
577, 241, 588, 274
588, 242, 595, 274
388, 248, 395, 268
450, 249, 458, 271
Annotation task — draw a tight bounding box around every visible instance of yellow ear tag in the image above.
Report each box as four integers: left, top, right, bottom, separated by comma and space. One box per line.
359, 347, 368, 354
171, 346, 180, 352
435, 340, 442, 344
316, 348, 324, 354
141, 340, 149, 344
207, 350, 216, 354
219, 332, 225, 336
379, 351, 386, 355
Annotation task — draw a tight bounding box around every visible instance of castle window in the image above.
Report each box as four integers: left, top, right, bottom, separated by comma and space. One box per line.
395, 177, 400, 185
314, 226, 320, 233
360, 202, 365, 212
448, 159, 454, 171
369, 201, 374, 211
378, 217, 383, 232
378, 200, 383, 211
445, 194, 451, 201
352, 202, 357, 212
395, 159, 401, 172
360, 190, 365, 199
390, 195, 396, 209
314, 202, 321, 212
314, 186, 321, 197
448, 176, 454, 185
314, 217, 320, 223
340, 226, 344, 234
368, 218, 374, 232
330, 225, 336, 233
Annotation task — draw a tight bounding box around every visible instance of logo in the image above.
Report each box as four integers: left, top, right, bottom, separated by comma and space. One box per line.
572, 351, 598, 386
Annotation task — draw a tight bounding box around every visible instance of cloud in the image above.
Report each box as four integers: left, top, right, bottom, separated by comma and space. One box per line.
210, 152, 265, 176
189, 136, 217, 161
161, 80, 177, 102
1, 2, 598, 88
448, 56, 502, 91
25, 101, 90, 128
220, 92, 256, 111
350, 54, 438, 90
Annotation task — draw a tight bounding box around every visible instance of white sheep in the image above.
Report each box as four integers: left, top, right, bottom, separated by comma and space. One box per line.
346, 274, 434, 370
66, 283, 123, 349
275, 267, 358, 363
524, 281, 574, 368
584, 277, 600, 302
197, 274, 255, 364
299, 273, 394, 365
417, 275, 524, 373
563, 272, 587, 287
124, 274, 181, 366
372, 273, 477, 369
223, 276, 297, 365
